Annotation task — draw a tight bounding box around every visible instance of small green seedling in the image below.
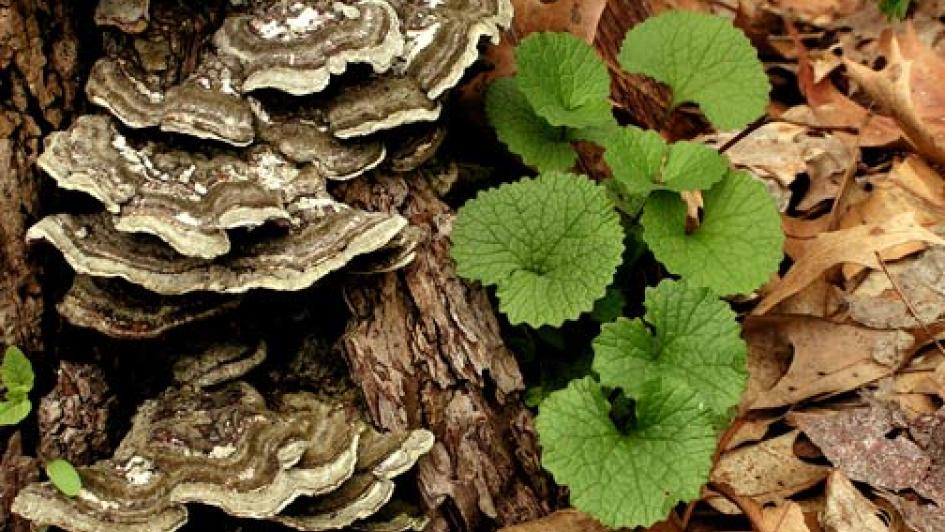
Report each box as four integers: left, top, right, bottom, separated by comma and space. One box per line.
879, 0, 912, 19
46, 458, 82, 497
0, 346, 83, 497
0, 346, 34, 426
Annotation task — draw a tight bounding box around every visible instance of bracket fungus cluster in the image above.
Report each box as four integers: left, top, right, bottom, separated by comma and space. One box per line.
28, 0, 511, 339
15, 0, 513, 528
13, 341, 434, 532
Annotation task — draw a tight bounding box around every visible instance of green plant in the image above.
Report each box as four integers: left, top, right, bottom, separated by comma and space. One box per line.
45, 459, 82, 497
0, 346, 83, 497
879, 0, 912, 19
477, 14, 782, 304
452, 10, 783, 528
0, 346, 34, 426
451, 172, 625, 326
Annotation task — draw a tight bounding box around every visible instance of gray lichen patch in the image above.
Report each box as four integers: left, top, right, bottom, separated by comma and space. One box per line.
82, 0, 515, 167
172, 340, 267, 387
393, 0, 514, 99
86, 58, 165, 130
15, 0, 516, 525
160, 53, 255, 146
327, 75, 441, 138
87, 56, 256, 147
386, 123, 446, 171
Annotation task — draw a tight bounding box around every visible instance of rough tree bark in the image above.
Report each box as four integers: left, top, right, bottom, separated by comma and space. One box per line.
0, 0, 81, 529
339, 171, 552, 531
0, 0, 79, 351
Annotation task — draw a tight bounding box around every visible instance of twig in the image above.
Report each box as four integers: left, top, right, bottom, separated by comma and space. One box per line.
716, 115, 769, 154
873, 251, 945, 367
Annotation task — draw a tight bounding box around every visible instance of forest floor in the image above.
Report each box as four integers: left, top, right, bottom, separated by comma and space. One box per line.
3, 0, 945, 531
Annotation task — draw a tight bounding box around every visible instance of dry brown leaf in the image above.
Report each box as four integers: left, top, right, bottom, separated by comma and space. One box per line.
764, 501, 814, 532
782, 216, 833, 261
770, 276, 845, 319
754, 212, 945, 315
743, 316, 913, 409
874, 352, 945, 417
498, 509, 612, 532
838, 156, 945, 279
844, 156, 945, 230
829, 0, 945, 67
708, 430, 830, 514
726, 415, 781, 450
765, 0, 865, 26
701, 122, 853, 212
845, 246, 945, 330
844, 26, 945, 166
786, 22, 901, 148
509, 0, 607, 42
821, 470, 890, 532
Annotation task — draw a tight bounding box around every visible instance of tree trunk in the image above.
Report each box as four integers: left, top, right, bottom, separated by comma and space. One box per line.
0, 0, 80, 352
0, 0, 82, 528
338, 171, 552, 531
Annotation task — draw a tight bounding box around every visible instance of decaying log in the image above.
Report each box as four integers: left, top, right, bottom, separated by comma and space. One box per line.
339, 171, 552, 531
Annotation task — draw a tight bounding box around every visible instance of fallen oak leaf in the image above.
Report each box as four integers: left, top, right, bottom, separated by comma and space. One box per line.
701, 121, 854, 213
743, 316, 913, 409
511, 0, 607, 42
877, 490, 945, 532
837, 155, 945, 280
844, 25, 945, 166
707, 481, 771, 531
708, 430, 829, 514
754, 211, 945, 315
845, 246, 945, 330
847, 156, 945, 229
785, 20, 901, 148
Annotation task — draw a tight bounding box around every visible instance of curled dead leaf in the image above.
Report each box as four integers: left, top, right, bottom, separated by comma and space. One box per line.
709, 431, 830, 514
744, 316, 912, 409
844, 26, 945, 166
754, 212, 945, 315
